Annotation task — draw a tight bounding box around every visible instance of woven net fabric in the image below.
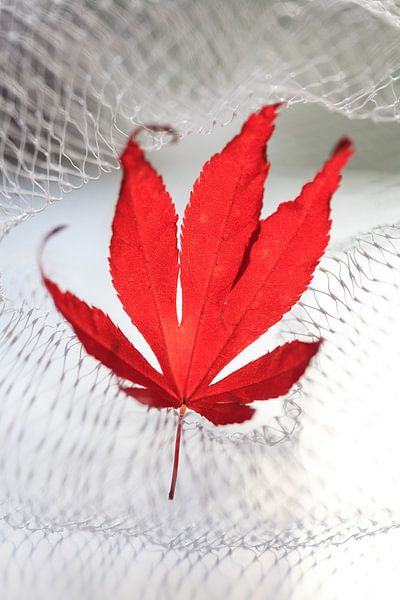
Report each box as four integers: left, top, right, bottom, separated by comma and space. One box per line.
2, 1, 400, 598
2, 0, 400, 232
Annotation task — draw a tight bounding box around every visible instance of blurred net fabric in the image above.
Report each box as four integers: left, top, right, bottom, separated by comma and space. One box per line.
1, 1, 400, 598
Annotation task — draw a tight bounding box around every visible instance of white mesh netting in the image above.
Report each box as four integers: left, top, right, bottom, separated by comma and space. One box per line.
2, 1, 400, 598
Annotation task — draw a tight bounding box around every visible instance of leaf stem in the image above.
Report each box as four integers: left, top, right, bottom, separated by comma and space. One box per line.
168, 404, 186, 500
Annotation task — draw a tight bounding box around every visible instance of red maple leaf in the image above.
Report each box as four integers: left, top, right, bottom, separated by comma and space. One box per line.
40, 105, 353, 499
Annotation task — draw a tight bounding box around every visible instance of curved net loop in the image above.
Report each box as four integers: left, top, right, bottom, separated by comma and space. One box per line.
1, 222, 400, 549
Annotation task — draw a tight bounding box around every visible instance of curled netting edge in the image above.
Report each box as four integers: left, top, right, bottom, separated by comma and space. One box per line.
1, 221, 400, 549
2, 0, 400, 232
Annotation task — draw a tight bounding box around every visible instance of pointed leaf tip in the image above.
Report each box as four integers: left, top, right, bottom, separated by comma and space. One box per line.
193, 340, 321, 404
329, 136, 354, 171
38, 225, 68, 274
259, 102, 283, 118
331, 136, 353, 156
119, 137, 144, 169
